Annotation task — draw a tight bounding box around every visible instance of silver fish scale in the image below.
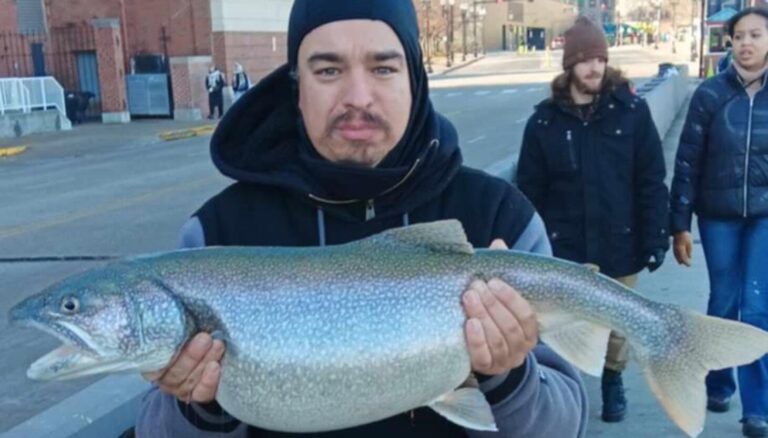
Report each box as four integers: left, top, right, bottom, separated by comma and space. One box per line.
474, 251, 687, 363
141, 244, 688, 432
152, 246, 475, 432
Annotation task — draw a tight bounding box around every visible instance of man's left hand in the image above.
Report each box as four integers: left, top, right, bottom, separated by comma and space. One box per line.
462, 239, 539, 376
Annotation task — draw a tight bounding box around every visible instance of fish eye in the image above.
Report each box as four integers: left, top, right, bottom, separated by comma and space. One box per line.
60, 296, 80, 314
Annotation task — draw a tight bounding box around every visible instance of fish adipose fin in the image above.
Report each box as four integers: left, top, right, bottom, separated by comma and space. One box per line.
428, 387, 498, 432
639, 311, 768, 438
537, 311, 611, 377
362, 220, 474, 255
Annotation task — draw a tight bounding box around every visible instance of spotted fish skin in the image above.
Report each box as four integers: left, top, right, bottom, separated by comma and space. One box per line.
9, 220, 768, 436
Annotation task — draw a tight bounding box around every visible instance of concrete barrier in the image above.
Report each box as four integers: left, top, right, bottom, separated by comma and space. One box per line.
498, 64, 692, 183
0, 110, 72, 139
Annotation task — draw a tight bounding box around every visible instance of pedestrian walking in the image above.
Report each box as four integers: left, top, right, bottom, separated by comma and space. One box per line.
206, 65, 226, 119
671, 7, 768, 438
517, 16, 670, 425
232, 62, 250, 102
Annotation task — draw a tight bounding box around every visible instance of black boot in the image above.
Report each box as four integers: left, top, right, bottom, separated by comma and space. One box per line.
602, 369, 627, 423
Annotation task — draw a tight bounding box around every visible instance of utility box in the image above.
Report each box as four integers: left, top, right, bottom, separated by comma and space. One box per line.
126, 74, 171, 117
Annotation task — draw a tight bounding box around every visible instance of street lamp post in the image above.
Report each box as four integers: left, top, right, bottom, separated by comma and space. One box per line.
653, 0, 661, 50
441, 0, 455, 68
671, 0, 679, 54
472, 1, 478, 58
460, 3, 469, 62
423, 0, 433, 73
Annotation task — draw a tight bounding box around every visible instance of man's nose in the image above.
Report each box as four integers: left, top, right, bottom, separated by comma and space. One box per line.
341, 69, 374, 109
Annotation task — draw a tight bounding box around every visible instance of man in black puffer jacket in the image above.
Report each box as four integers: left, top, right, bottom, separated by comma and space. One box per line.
517, 16, 669, 425
134, 0, 588, 437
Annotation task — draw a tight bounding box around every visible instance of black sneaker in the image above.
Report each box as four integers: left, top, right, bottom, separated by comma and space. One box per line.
601, 369, 627, 423
743, 417, 768, 437
707, 396, 731, 413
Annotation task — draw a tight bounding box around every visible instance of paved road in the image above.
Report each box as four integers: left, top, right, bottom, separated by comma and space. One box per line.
0, 47, 710, 435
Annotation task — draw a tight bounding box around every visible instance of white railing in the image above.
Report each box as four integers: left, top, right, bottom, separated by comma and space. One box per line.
0, 77, 67, 121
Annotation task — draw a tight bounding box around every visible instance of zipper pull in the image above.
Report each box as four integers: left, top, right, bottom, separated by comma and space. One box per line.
365, 200, 376, 221
566, 130, 572, 142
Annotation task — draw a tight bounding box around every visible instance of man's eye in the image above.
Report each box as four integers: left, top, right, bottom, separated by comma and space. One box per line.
316, 68, 340, 77
374, 66, 397, 75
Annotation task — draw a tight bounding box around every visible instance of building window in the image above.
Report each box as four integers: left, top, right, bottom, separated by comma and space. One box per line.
17, 0, 47, 34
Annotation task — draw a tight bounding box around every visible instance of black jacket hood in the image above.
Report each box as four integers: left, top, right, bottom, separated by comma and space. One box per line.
210, 65, 463, 221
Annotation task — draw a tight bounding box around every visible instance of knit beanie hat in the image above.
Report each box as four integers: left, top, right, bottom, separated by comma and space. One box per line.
563, 16, 609, 69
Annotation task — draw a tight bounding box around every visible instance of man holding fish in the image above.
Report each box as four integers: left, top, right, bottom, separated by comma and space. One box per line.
135, 0, 587, 436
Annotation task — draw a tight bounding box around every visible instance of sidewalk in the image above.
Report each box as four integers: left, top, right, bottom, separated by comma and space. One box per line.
426, 53, 485, 77
0, 118, 218, 161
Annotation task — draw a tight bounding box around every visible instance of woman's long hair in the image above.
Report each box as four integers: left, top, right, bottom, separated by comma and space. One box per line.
550, 66, 630, 104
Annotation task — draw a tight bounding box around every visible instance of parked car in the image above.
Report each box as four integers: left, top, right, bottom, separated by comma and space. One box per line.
550, 36, 565, 50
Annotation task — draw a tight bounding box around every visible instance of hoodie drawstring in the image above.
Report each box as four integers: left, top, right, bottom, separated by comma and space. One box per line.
317, 208, 327, 247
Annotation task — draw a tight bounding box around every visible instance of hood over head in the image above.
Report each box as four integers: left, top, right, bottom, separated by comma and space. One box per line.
210, 0, 462, 220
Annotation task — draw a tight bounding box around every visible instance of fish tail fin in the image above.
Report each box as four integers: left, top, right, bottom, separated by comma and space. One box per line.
638, 310, 768, 438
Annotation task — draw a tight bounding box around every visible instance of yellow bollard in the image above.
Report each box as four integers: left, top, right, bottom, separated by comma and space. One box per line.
706, 57, 715, 78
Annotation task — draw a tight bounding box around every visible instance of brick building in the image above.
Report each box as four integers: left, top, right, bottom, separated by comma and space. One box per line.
0, 0, 293, 122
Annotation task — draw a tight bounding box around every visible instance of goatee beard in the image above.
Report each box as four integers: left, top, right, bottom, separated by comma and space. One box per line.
573, 75, 603, 95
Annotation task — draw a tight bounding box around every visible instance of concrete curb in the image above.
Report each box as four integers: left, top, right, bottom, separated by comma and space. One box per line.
158, 125, 216, 142
0, 145, 29, 158
428, 55, 485, 78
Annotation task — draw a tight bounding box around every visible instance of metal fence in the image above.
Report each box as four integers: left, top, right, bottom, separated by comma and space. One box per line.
0, 77, 67, 121
0, 26, 101, 120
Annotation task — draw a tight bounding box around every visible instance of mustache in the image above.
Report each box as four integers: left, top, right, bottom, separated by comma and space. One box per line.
327, 109, 391, 133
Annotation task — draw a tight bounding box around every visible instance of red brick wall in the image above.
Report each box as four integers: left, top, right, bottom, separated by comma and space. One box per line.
213, 31, 287, 86
124, 0, 212, 57
170, 55, 211, 117
0, 0, 18, 33
44, 0, 212, 61
93, 20, 127, 113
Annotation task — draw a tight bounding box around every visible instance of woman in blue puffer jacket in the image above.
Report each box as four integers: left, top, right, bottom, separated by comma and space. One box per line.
671, 7, 768, 438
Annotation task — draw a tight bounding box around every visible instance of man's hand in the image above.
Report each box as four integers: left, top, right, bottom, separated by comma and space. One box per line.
673, 231, 693, 267
143, 332, 226, 403
462, 239, 539, 376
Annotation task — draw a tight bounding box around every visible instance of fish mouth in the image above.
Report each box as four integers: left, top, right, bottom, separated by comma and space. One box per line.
21, 320, 123, 381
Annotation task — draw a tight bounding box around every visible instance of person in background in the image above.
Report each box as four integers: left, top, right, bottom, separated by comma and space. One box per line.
517, 15, 669, 425
232, 62, 250, 102
206, 65, 226, 119
671, 7, 768, 438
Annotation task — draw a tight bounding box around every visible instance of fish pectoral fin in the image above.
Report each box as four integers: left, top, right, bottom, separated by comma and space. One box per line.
428, 388, 498, 432
538, 313, 611, 377
638, 311, 768, 438
362, 220, 474, 255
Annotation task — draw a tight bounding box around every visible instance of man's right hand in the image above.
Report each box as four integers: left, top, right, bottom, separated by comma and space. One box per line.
142, 333, 226, 403
673, 231, 693, 267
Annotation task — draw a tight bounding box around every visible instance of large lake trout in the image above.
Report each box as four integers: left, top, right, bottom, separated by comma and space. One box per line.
9, 221, 768, 436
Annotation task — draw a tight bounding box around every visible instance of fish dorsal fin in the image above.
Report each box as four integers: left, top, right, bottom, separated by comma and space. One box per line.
363, 220, 474, 255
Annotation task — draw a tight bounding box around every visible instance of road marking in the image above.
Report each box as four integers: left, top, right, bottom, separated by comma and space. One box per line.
474, 90, 491, 96
516, 117, 528, 124
525, 87, 542, 93
0, 177, 219, 240
467, 135, 487, 144
445, 92, 463, 98
502, 89, 518, 94
0, 145, 29, 158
